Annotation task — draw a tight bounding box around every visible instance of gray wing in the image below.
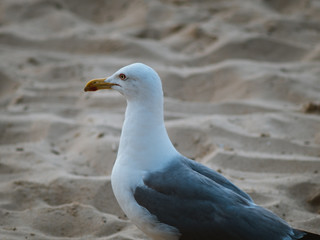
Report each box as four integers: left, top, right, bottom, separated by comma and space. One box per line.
134, 157, 303, 240
182, 157, 253, 202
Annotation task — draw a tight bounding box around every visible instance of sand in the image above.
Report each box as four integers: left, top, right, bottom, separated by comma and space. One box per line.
0, 0, 320, 239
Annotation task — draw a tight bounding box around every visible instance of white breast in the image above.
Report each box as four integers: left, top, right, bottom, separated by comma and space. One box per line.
111, 162, 180, 240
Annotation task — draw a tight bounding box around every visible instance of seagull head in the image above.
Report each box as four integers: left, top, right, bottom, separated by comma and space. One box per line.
84, 63, 163, 102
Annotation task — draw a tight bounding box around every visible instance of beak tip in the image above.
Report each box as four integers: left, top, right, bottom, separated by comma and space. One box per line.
83, 78, 110, 92
84, 88, 95, 92
84, 85, 98, 92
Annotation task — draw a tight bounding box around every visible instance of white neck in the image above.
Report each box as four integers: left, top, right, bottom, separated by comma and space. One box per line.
116, 98, 178, 172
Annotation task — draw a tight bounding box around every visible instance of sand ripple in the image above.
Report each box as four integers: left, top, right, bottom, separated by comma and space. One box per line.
0, 0, 319, 238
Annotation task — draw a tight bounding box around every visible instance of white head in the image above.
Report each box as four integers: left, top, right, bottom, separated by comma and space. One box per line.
85, 63, 179, 172
84, 63, 163, 103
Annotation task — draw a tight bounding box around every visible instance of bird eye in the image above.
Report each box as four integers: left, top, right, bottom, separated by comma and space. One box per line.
119, 73, 127, 81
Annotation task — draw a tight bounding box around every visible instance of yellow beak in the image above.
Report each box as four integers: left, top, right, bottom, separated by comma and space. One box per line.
84, 78, 118, 92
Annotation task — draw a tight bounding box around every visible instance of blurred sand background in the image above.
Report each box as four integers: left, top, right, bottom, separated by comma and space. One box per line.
0, 0, 320, 239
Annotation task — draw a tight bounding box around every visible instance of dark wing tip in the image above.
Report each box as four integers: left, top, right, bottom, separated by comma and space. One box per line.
297, 230, 320, 240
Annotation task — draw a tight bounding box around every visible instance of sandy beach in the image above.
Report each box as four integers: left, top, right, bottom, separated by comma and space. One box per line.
0, 0, 320, 239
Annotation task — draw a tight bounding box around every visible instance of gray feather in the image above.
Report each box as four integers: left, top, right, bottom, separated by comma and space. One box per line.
134, 156, 305, 240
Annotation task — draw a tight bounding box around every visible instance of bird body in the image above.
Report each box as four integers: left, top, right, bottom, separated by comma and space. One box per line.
84, 63, 320, 240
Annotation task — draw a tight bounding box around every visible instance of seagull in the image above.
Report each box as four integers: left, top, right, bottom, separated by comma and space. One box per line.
84, 63, 320, 240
